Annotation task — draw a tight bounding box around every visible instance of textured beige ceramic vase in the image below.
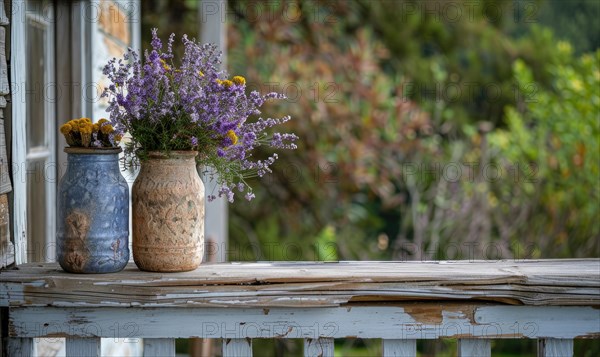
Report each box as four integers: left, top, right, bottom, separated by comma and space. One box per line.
132, 151, 205, 272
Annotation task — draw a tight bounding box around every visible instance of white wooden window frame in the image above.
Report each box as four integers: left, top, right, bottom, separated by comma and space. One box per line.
11, 0, 57, 264
11, 0, 29, 265
26, 0, 56, 262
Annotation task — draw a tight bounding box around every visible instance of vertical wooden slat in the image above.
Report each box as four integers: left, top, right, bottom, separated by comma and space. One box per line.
458, 339, 491, 357
538, 338, 573, 357
0, 1, 9, 25
7, 338, 34, 357
0, 26, 9, 96
66, 337, 100, 356
11, 0, 29, 265
382, 339, 417, 357
304, 338, 334, 357
222, 338, 252, 357
0, 24, 12, 197
144, 338, 175, 357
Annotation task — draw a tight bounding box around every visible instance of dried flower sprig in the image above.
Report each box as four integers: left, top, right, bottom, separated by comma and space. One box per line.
59, 118, 123, 148
101, 28, 298, 202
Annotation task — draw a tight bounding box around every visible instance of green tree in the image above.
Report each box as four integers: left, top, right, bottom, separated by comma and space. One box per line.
489, 47, 600, 257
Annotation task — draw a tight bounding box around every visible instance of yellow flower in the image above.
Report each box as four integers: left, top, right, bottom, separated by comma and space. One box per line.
198, 71, 204, 77
80, 123, 93, 147
160, 59, 170, 71
69, 120, 80, 132
98, 118, 109, 125
60, 123, 72, 135
216, 79, 234, 88
232, 76, 246, 85
227, 130, 238, 145
60, 123, 77, 146
101, 124, 114, 135
93, 123, 100, 132
79, 123, 93, 134
114, 134, 123, 142
76, 119, 87, 129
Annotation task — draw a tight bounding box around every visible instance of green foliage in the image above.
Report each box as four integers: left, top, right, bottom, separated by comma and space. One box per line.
358, 0, 548, 131
489, 48, 600, 256
533, 0, 600, 55
228, 2, 433, 260
224, 0, 599, 263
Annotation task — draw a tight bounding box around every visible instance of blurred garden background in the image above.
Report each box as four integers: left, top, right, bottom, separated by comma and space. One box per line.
141, 0, 599, 355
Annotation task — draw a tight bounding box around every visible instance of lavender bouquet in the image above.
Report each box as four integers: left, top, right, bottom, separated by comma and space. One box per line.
101, 29, 297, 202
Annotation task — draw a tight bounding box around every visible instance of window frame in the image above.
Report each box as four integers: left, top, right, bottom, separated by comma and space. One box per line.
24, 0, 56, 262
11, 0, 29, 264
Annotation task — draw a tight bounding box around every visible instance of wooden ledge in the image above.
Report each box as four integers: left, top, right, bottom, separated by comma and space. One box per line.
1, 259, 598, 308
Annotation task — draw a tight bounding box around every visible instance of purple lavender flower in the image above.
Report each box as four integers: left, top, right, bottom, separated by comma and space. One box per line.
101, 28, 298, 202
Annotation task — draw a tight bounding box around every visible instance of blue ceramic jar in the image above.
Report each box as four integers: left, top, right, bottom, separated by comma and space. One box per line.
57, 147, 129, 273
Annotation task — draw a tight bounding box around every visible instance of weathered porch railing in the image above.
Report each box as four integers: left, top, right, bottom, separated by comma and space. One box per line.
1, 259, 599, 356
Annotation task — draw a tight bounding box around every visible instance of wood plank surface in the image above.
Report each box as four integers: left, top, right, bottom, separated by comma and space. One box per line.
1, 260, 598, 308
7, 305, 599, 339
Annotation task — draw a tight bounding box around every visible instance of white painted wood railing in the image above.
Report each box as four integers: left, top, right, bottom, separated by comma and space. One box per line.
1, 260, 599, 356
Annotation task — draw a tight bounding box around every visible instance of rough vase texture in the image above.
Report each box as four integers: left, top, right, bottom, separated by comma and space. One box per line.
132, 151, 205, 272
57, 147, 130, 273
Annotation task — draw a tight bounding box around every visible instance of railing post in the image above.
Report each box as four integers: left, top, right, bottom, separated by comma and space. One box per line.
304, 338, 334, 357
7, 337, 34, 357
222, 338, 252, 357
382, 339, 417, 356
538, 338, 573, 357
458, 339, 491, 357
143, 338, 176, 357
66, 337, 100, 356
